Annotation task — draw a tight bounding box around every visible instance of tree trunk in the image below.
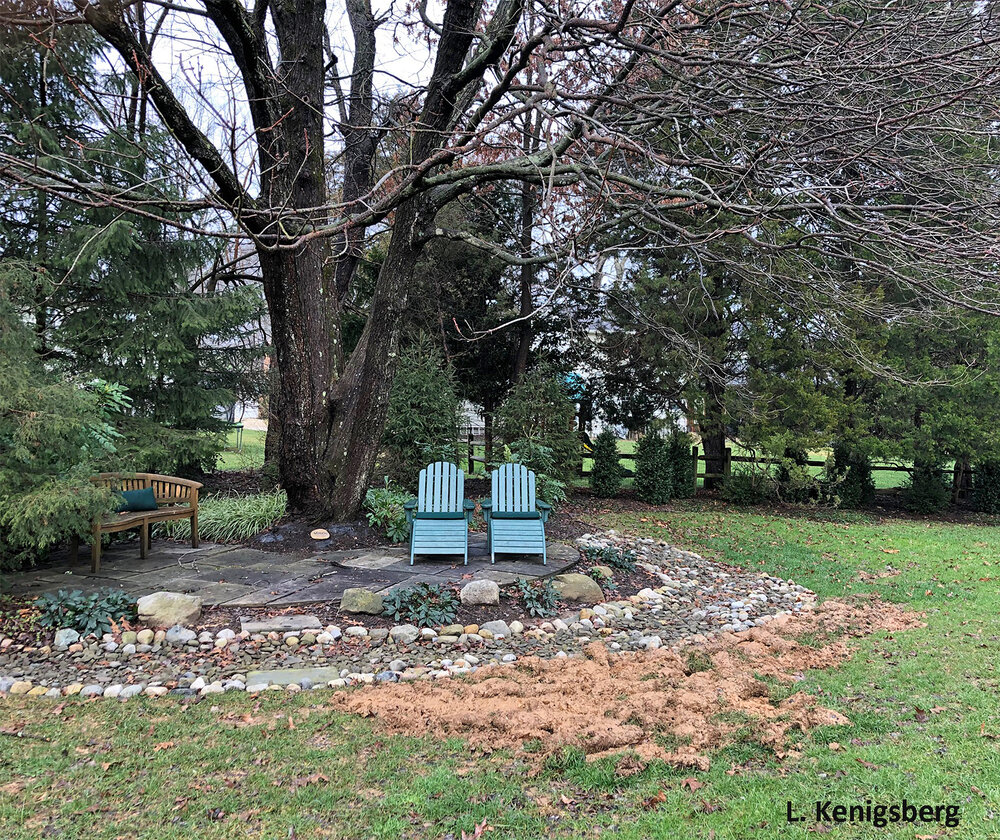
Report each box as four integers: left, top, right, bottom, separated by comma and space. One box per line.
321, 200, 425, 518
257, 245, 336, 509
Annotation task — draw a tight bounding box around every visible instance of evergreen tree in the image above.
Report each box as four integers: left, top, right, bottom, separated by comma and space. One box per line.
634, 433, 674, 505
0, 27, 267, 477
382, 335, 461, 486
589, 429, 623, 498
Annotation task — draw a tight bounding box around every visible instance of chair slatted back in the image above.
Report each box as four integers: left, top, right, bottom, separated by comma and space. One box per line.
491, 463, 536, 513
417, 462, 465, 513
93, 473, 199, 506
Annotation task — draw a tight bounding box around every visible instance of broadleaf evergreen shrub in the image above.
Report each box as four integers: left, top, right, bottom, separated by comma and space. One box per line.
589, 429, 623, 497
363, 479, 411, 542
581, 545, 637, 573
511, 577, 558, 617
36, 588, 137, 637
382, 583, 459, 627
634, 433, 673, 504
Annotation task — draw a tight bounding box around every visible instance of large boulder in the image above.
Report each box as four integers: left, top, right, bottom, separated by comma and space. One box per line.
137, 592, 202, 627
340, 588, 384, 615
551, 573, 604, 603
460, 579, 500, 606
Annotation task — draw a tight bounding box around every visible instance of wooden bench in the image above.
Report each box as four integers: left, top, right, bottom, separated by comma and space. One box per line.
70, 473, 202, 572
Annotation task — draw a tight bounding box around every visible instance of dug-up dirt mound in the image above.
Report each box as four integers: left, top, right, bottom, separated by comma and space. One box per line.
329, 598, 922, 770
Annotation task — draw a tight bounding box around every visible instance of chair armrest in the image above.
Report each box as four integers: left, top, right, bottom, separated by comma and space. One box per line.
403, 498, 417, 525
536, 500, 551, 523
463, 498, 476, 523
480, 497, 492, 521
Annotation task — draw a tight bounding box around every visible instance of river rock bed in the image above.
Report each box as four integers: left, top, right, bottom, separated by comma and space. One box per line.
0, 532, 815, 699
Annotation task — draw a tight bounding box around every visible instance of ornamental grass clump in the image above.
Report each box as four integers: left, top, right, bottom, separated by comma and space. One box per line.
160, 489, 287, 542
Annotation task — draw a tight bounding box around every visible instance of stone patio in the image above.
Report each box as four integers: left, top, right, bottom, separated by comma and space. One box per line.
2, 534, 580, 606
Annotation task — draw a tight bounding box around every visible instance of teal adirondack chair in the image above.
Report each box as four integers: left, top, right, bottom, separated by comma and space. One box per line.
482, 463, 550, 564
403, 462, 474, 565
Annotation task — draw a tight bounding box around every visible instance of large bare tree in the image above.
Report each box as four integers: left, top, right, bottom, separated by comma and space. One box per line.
3, 0, 1000, 517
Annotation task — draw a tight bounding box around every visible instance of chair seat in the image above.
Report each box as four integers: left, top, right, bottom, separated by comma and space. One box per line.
412, 518, 468, 556
145, 505, 195, 521
100, 511, 148, 528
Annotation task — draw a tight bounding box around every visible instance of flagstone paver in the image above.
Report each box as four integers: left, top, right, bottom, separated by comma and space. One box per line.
5, 533, 576, 606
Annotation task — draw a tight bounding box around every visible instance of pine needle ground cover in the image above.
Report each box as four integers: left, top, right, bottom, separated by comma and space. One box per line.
3, 507, 1000, 838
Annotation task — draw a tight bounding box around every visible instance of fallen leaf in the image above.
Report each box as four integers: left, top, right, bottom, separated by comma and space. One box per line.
881, 548, 900, 554
914, 708, 929, 723
827, 742, 843, 752
642, 790, 667, 810
855, 759, 880, 770
153, 741, 175, 752
681, 778, 704, 791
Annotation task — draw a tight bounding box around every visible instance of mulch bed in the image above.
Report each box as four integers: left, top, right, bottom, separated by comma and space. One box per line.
246, 518, 392, 554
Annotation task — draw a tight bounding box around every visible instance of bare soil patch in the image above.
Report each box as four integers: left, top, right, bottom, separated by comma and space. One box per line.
328, 597, 923, 770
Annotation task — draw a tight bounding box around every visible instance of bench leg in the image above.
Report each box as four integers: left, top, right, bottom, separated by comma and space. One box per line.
70, 535, 79, 563
91, 524, 101, 574
191, 511, 199, 548
140, 522, 148, 560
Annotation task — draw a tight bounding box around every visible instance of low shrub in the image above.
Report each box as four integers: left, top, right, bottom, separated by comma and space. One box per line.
581, 545, 637, 573
720, 467, 778, 505
589, 429, 623, 498
160, 489, 287, 542
36, 588, 137, 637
363, 479, 411, 543
382, 583, 459, 627
973, 460, 1000, 514
904, 463, 951, 514
511, 577, 558, 617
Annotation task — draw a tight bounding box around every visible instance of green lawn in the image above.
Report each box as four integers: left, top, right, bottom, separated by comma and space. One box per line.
4, 504, 1000, 837
214, 427, 267, 472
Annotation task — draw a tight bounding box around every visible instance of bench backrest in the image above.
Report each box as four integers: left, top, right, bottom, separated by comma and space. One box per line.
491, 463, 536, 513
94, 473, 202, 505
416, 462, 464, 513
